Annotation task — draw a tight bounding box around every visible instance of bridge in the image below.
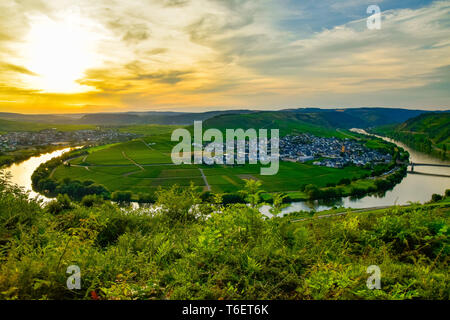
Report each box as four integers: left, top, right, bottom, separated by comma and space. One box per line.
402, 162, 450, 171
402, 162, 450, 178
407, 171, 450, 178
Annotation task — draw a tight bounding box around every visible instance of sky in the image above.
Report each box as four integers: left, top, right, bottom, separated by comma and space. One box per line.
0, 0, 449, 114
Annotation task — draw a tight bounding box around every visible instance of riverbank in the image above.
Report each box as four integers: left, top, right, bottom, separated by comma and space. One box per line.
1, 146, 77, 201
0, 144, 70, 168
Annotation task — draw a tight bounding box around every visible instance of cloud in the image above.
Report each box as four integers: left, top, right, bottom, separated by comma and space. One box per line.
157, 0, 190, 7
133, 70, 192, 84
0, 0, 448, 113
0, 63, 37, 76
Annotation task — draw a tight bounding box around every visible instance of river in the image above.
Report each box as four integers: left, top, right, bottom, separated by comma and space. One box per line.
260, 129, 450, 216
1, 133, 449, 216
2, 147, 73, 202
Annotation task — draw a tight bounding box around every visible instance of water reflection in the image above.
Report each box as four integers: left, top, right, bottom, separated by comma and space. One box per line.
261, 130, 450, 217
2, 147, 73, 202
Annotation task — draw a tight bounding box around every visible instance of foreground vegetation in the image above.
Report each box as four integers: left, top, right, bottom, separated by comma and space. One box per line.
0, 174, 448, 300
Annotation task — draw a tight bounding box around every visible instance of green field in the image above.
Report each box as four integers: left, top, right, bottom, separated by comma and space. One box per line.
52, 130, 372, 197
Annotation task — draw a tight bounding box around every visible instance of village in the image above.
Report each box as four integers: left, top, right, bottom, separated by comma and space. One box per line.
197, 132, 391, 170
280, 133, 392, 168
0, 128, 137, 152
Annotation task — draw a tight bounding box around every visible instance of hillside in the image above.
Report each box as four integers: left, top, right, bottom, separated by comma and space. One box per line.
372, 112, 450, 158
202, 108, 428, 137
0, 174, 448, 300
203, 111, 345, 137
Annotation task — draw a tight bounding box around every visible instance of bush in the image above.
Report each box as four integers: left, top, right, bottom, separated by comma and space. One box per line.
431, 194, 443, 203
111, 191, 132, 202
137, 193, 155, 203
221, 193, 245, 205
200, 191, 213, 203
47, 194, 73, 215
338, 178, 351, 185
81, 194, 104, 208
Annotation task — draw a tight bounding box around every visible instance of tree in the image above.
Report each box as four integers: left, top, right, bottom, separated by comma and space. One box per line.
221, 193, 244, 205
155, 183, 203, 223
137, 192, 155, 203
431, 193, 443, 203
111, 191, 132, 203
240, 179, 264, 208
81, 194, 104, 208
304, 184, 321, 200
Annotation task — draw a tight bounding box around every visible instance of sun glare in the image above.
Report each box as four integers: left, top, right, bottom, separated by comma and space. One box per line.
24, 13, 101, 94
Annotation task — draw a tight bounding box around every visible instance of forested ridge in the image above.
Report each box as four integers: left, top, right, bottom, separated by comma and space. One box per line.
372, 112, 450, 159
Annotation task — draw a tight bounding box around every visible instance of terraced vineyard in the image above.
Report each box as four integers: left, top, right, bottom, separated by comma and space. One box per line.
52, 132, 372, 198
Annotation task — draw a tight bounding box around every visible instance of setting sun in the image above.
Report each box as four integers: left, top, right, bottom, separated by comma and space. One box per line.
23, 13, 101, 93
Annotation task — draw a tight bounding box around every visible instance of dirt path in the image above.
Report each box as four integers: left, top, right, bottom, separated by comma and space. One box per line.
139, 139, 154, 150
122, 151, 144, 171
122, 170, 142, 177
290, 205, 398, 223
198, 168, 211, 191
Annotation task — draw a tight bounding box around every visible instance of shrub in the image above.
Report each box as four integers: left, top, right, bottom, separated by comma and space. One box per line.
81, 194, 104, 208
221, 193, 245, 205
137, 192, 155, 203
47, 194, 73, 215
111, 191, 132, 203
431, 194, 443, 203
338, 178, 351, 185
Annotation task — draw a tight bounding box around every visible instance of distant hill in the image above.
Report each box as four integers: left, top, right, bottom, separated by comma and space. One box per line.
0, 110, 255, 126
0, 112, 76, 124
284, 108, 428, 127
203, 111, 342, 137
0, 118, 94, 133
76, 110, 254, 125
202, 108, 431, 137
372, 112, 450, 158
0, 107, 429, 127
